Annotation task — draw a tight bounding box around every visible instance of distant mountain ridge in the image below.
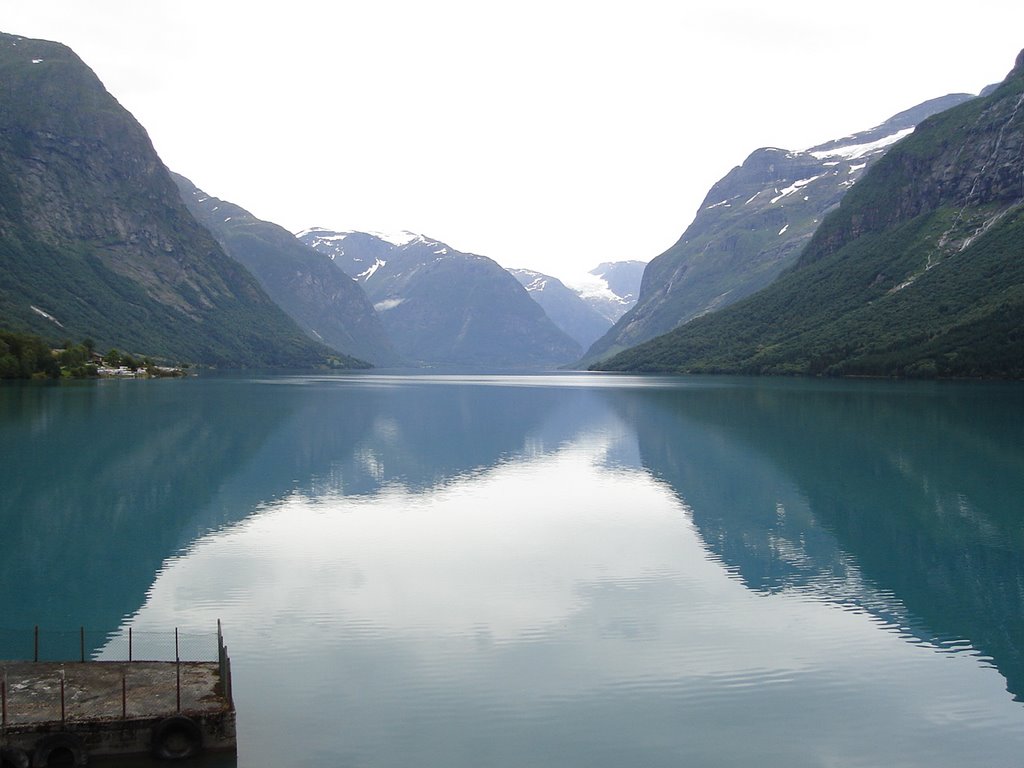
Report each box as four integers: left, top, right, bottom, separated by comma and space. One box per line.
0, 32, 333, 367
595, 50, 1024, 377
580, 93, 975, 367
507, 261, 646, 350
173, 174, 394, 365
300, 229, 582, 367
578, 261, 647, 324
508, 268, 612, 350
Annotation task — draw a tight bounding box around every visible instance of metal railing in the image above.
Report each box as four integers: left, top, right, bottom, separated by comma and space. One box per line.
0, 625, 220, 663
0, 623, 233, 729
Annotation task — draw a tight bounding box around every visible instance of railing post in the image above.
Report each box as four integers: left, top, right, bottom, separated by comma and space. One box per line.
217, 619, 225, 689
128, 626, 133, 662
122, 670, 127, 719
60, 668, 66, 725
80, 626, 85, 663
34, 625, 39, 662
176, 627, 182, 712
216, 620, 232, 708
223, 645, 233, 709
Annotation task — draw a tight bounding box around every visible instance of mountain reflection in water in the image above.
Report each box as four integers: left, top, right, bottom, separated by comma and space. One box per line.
2, 374, 1022, 767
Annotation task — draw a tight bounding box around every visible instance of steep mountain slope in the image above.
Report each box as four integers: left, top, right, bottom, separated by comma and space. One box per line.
595, 51, 1024, 378
581, 93, 975, 367
173, 174, 394, 365
0, 32, 332, 367
508, 268, 612, 350
300, 229, 582, 367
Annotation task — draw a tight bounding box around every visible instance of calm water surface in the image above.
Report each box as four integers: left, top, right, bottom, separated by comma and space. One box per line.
2, 373, 1024, 767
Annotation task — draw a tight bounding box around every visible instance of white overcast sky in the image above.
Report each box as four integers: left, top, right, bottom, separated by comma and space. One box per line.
4, 1, 1023, 282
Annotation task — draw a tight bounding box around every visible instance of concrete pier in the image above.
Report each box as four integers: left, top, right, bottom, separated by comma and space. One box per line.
1, 657, 235, 764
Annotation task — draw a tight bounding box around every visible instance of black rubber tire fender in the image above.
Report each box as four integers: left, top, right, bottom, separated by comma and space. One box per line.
31, 732, 87, 767
0, 746, 30, 768
151, 714, 204, 760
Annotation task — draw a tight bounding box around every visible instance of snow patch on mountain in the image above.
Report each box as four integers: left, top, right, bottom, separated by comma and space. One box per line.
809, 127, 915, 160
295, 228, 420, 247
375, 230, 420, 246
358, 259, 386, 280
565, 273, 626, 303
295, 227, 339, 240
771, 175, 822, 204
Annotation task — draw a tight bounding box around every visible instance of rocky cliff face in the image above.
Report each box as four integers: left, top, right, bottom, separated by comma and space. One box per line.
580, 93, 974, 367
174, 174, 396, 366
300, 230, 582, 367
0, 32, 330, 366
595, 50, 1024, 378
801, 55, 1024, 266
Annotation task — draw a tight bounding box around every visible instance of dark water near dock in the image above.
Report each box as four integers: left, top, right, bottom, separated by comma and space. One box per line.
2, 373, 1024, 767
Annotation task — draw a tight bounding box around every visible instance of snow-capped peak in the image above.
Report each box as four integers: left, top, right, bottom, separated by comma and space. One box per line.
294, 227, 421, 247
371, 230, 420, 247
295, 226, 337, 239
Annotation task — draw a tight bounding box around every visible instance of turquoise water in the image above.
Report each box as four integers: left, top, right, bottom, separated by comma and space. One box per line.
2, 373, 1024, 767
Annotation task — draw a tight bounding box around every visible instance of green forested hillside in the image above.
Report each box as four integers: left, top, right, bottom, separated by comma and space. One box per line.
595, 51, 1024, 378
0, 329, 60, 378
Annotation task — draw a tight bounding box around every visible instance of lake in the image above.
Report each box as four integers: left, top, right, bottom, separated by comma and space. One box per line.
2, 372, 1024, 767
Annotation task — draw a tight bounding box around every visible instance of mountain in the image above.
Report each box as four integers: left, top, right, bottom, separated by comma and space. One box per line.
299, 229, 582, 367
580, 93, 976, 367
508, 268, 612, 350
595, 50, 1024, 378
173, 174, 395, 366
507, 261, 646, 350
299, 229, 402, 280
0, 32, 337, 367
582, 261, 647, 323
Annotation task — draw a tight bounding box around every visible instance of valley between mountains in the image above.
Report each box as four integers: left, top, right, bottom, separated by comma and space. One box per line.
1, 29, 1021, 379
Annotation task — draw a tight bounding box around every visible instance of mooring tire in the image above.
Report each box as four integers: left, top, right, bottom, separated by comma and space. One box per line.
32, 733, 86, 767
151, 714, 203, 760
0, 746, 30, 768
